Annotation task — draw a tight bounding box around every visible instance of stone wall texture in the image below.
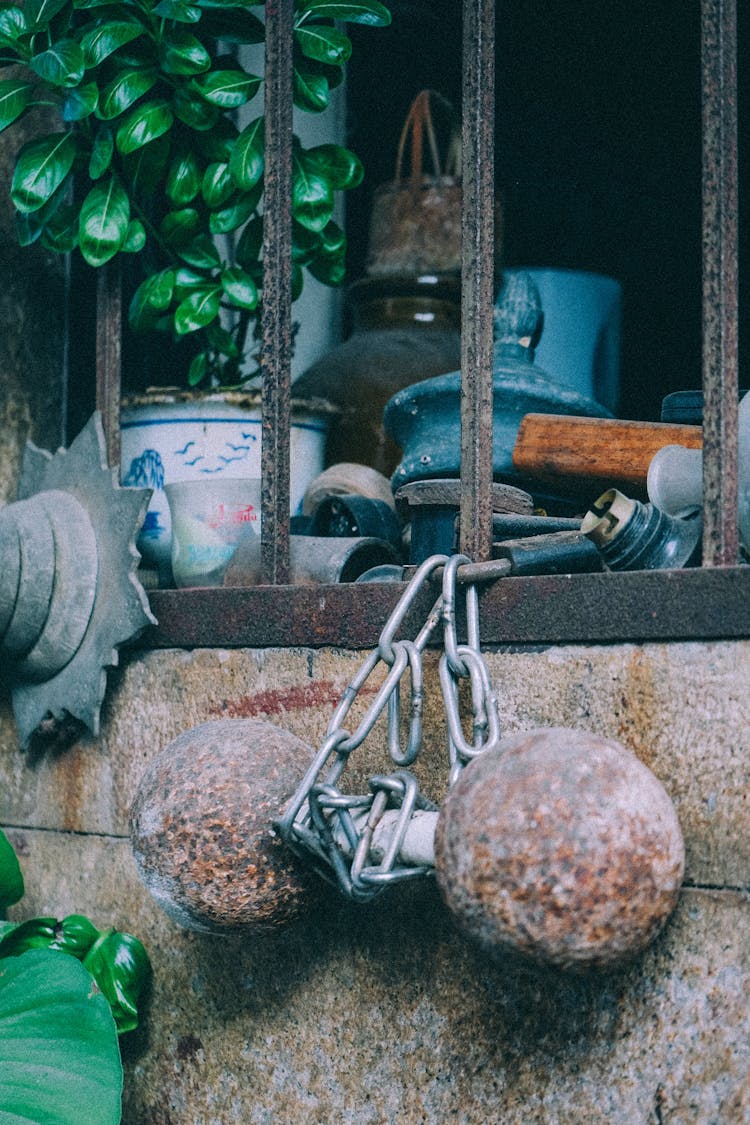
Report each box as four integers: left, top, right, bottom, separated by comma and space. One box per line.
1, 639, 748, 1123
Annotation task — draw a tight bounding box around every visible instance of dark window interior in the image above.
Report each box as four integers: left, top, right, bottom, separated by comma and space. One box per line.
346, 0, 747, 423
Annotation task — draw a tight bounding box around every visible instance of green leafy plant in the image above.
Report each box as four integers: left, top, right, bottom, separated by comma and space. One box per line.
0, 826, 150, 1124
0, 0, 391, 387
0, 950, 124, 1125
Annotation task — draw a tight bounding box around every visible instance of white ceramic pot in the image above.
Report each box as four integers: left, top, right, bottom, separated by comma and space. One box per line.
120, 391, 334, 574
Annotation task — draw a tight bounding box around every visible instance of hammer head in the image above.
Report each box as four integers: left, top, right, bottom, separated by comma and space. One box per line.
129, 719, 319, 933
434, 727, 685, 970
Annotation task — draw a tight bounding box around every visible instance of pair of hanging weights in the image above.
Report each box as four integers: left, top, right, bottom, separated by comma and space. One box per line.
130, 558, 684, 972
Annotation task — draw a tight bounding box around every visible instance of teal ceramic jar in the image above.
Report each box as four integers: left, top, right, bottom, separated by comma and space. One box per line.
384, 272, 611, 493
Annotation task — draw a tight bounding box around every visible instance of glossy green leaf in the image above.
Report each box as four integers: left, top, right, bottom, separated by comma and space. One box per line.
296, 0, 391, 25
0, 949, 122, 1125
24, 0, 69, 30
159, 29, 211, 76
15, 210, 44, 246
78, 174, 130, 265
83, 929, 151, 1035
187, 350, 208, 386
0, 917, 56, 956
63, 80, 98, 121
146, 268, 177, 309
0, 830, 23, 911
41, 202, 80, 251
0, 7, 27, 46
11, 161, 68, 240
303, 142, 363, 189
229, 116, 263, 191
173, 265, 208, 294
293, 67, 329, 113
89, 124, 113, 177
46, 914, 99, 959
206, 320, 238, 357
197, 7, 264, 43
292, 150, 333, 231
317, 217, 346, 256
80, 20, 144, 67
292, 217, 345, 269
295, 25, 351, 66
202, 160, 234, 207
173, 85, 219, 130
221, 266, 257, 310
0, 79, 33, 134
30, 39, 85, 87
129, 299, 166, 333
160, 208, 200, 250
97, 67, 158, 120
192, 68, 260, 109
178, 233, 220, 268
115, 98, 173, 154
11, 131, 76, 213
122, 133, 170, 193
208, 188, 258, 234
153, 0, 202, 22
308, 249, 345, 285
121, 217, 145, 251
290, 220, 319, 264
97, 45, 152, 78
129, 269, 175, 328
102, 37, 154, 71
166, 148, 202, 205
174, 286, 221, 334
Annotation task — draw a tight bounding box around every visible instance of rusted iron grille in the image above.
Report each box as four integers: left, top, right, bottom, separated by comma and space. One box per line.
101, 0, 749, 649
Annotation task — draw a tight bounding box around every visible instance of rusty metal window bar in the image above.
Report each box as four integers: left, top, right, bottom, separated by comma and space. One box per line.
96, 0, 750, 649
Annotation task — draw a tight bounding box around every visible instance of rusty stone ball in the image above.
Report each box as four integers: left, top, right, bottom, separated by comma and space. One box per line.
129, 719, 318, 933
434, 727, 685, 970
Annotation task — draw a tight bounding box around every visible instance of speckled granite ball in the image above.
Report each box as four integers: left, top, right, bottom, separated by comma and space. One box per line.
129, 719, 318, 933
434, 727, 684, 970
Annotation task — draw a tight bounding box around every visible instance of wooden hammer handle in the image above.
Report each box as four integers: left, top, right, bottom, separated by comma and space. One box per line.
512, 414, 702, 490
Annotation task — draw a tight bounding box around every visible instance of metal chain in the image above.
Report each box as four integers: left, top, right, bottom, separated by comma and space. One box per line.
276, 554, 503, 900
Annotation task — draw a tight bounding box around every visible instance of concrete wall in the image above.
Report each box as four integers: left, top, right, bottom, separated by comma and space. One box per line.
1, 640, 747, 1123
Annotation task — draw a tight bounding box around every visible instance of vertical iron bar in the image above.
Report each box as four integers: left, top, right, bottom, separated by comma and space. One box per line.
701, 0, 739, 566
95, 260, 122, 470
459, 0, 495, 562
260, 0, 294, 584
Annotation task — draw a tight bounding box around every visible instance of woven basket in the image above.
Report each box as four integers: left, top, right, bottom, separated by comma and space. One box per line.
365, 90, 502, 279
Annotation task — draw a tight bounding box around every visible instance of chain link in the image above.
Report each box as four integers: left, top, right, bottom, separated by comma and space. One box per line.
276, 554, 503, 900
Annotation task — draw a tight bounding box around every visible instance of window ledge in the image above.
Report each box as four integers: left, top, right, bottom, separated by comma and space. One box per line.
142, 566, 750, 650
